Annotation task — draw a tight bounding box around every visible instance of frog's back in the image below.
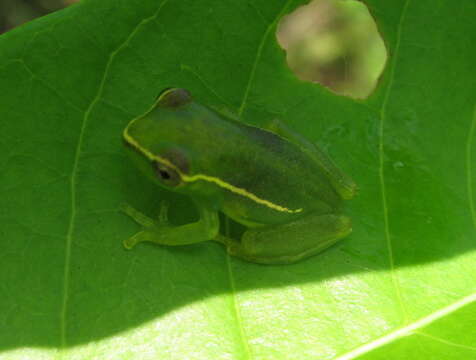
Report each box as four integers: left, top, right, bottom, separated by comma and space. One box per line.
187, 109, 342, 226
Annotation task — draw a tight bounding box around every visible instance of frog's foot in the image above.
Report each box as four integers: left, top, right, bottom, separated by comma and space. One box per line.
213, 234, 242, 257
120, 202, 171, 249
213, 234, 274, 264
213, 234, 266, 263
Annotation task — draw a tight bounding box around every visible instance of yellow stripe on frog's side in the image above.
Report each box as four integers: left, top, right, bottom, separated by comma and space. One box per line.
181, 173, 302, 214
124, 125, 303, 214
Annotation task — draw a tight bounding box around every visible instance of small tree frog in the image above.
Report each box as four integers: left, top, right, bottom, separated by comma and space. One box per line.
122, 88, 357, 264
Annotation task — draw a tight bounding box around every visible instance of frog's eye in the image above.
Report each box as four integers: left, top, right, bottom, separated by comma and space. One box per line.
155, 162, 181, 187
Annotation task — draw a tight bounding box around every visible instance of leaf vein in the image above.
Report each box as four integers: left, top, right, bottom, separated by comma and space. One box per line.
238, 0, 293, 116
416, 331, 476, 351
225, 255, 252, 359
59, 0, 170, 348
378, 0, 411, 324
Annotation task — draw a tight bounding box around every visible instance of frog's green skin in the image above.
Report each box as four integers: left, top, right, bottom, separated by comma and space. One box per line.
122, 88, 357, 264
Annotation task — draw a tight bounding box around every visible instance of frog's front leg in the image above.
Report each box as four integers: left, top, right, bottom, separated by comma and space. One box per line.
120, 202, 219, 249
216, 213, 351, 264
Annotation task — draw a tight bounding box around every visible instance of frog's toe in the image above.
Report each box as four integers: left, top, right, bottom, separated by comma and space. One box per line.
120, 203, 155, 228
123, 231, 142, 250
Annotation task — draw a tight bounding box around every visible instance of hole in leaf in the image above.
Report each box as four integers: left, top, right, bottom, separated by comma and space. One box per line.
276, 0, 387, 99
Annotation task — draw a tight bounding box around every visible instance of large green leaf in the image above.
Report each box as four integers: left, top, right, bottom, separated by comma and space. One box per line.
1, 0, 475, 359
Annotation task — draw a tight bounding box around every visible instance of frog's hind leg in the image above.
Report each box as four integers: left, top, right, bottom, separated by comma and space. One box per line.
216, 213, 352, 265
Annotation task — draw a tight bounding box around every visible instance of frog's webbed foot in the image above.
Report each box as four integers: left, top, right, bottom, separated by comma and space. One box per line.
120, 202, 171, 249
213, 234, 252, 262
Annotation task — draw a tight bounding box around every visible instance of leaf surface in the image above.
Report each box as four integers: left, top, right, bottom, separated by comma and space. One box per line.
0, 0, 475, 359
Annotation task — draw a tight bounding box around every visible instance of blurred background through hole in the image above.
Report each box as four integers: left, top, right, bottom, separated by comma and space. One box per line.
277, 0, 387, 99
0, 0, 78, 33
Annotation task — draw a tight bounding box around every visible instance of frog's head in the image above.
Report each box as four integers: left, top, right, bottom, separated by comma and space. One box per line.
123, 88, 195, 190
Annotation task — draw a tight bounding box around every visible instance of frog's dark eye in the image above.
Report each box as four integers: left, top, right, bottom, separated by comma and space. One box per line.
158, 169, 171, 180
155, 162, 181, 187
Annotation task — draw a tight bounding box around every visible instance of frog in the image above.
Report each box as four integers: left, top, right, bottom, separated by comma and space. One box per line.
121, 88, 357, 264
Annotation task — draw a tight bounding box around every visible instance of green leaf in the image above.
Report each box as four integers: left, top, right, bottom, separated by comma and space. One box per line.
0, 0, 475, 359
